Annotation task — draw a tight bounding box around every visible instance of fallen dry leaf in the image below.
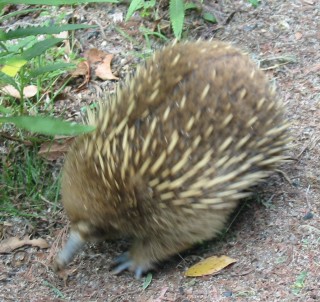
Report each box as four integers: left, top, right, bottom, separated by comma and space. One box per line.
1, 85, 37, 99
72, 60, 90, 77
185, 255, 237, 277
71, 48, 118, 85
38, 137, 75, 161
95, 54, 119, 80
85, 48, 106, 64
0, 236, 49, 253
71, 60, 91, 89
85, 48, 119, 80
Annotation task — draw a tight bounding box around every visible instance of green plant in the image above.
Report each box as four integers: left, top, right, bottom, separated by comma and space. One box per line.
125, 0, 186, 39
0, 1, 121, 219
292, 271, 308, 295
125, 0, 217, 40
125, 0, 156, 20
0, 0, 120, 135
1, 146, 61, 217
247, 0, 260, 8
169, 0, 185, 39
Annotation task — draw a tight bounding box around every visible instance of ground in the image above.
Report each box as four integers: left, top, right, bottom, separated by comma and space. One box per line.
0, 0, 319, 301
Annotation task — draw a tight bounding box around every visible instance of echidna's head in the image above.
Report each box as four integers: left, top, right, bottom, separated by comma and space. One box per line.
60, 135, 127, 241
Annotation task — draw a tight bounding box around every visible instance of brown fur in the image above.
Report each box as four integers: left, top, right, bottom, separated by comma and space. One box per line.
54, 40, 289, 274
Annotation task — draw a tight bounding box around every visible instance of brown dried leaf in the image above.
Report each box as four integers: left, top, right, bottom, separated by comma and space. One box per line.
95, 54, 119, 80
1, 85, 37, 99
185, 255, 237, 277
84, 48, 119, 81
72, 60, 90, 77
85, 48, 106, 64
0, 236, 49, 253
38, 137, 75, 161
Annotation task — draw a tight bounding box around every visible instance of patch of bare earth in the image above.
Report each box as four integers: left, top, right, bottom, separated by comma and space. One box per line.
1, 0, 319, 301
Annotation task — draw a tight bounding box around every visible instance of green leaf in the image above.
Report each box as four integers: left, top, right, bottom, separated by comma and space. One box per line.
185, 2, 198, 10
29, 62, 76, 78
144, 0, 155, 9
203, 12, 217, 23
292, 271, 307, 295
169, 0, 185, 39
142, 273, 152, 290
3, 36, 37, 54
0, 105, 13, 114
125, 0, 144, 21
1, 57, 27, 76
247, 0, 260, 8
139, 26, 169, 41
0, 71, 20, 89
0, 24, 97, 41
0, 116, 95, 136
22, 38, 64, 60
0, 0, 118, 5
0, 8, 46, 23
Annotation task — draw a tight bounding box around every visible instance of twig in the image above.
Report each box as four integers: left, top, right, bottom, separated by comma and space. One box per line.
276, 169, 293, 186
109, 289, 141, 302
305, 185, 312, 210
93, 19, 108, 40
0, 132, 32, 145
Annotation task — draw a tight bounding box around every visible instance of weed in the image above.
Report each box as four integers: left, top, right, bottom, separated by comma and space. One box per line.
125, 0, 217, 40
292, 271, 308, 295
1, 145, 61, 217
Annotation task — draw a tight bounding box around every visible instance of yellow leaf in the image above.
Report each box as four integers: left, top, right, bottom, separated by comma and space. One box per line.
1, 58, 27, 77
185, 255, 237, 277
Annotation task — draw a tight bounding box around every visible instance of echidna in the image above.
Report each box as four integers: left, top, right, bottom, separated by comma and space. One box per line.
54, 40, 290, 278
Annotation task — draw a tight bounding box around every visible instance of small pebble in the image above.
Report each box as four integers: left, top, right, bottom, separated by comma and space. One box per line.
222, 291, 233, 297
303, 211, 313, 220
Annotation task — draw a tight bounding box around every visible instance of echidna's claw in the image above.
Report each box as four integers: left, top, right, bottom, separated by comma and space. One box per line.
113, 252, 130, 264
111, 252, 149, 279
111, 260, 133, 275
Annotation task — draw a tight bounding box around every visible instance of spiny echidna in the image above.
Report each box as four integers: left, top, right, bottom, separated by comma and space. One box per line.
54, 40, 290, 278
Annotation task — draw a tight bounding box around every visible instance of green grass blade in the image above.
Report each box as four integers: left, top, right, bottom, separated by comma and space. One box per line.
0, 24, 97, 41
0, 71, 20, 89
203, 12, 217, 23
0, 105, 13, 114
169, 0, 185, 39
125, 0, 144, 21
0, 116, 95, 136
29, 62, 76, 77
22, 38, 64, 60
142, 273, 153, 290
0, 8, 46, 22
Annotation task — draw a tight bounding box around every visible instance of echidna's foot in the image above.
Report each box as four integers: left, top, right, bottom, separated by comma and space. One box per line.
111, 252, 153, 279
53, 231, 85, 272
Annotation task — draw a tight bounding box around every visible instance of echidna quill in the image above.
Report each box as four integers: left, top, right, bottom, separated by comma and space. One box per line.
54, 40, 290, 278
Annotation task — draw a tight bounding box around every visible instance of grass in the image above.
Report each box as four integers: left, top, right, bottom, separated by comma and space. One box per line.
0, 5, 93, 219
1, 143, 61, 218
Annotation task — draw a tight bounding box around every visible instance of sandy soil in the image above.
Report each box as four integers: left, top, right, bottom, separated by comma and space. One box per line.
1, 0, 319, 301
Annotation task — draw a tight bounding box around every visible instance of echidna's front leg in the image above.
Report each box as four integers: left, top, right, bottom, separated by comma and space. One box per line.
112, 236, 190, 278
53, 230, 85, 272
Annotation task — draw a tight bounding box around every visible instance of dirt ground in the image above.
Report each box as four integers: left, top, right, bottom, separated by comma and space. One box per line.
1, 0, 319, 301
